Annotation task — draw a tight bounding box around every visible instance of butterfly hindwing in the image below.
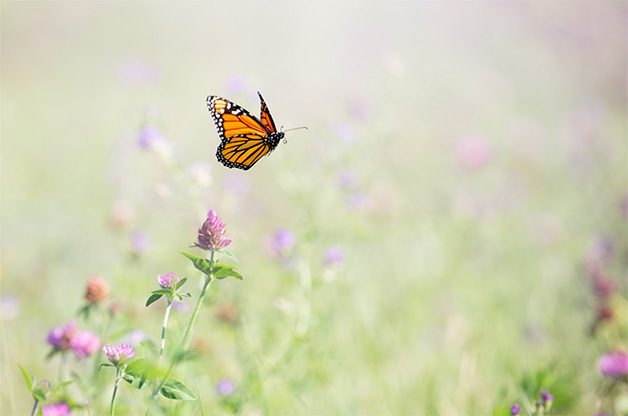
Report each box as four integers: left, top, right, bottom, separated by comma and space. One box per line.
217, 134, 271, 170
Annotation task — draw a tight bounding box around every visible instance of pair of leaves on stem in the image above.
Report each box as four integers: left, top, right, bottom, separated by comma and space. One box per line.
100, 358, 197, 401
181, 252, 243, 280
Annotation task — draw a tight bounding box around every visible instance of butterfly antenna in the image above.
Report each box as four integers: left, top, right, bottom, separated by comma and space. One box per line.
282, 126, 309, 133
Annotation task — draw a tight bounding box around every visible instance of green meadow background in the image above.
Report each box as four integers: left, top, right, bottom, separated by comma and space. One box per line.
1, 1, 627, 415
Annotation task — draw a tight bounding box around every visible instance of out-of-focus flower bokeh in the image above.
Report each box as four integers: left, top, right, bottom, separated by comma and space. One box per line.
1, 1, 626, 414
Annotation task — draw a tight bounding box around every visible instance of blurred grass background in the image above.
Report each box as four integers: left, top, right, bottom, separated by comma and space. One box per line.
1, 1, 627, 415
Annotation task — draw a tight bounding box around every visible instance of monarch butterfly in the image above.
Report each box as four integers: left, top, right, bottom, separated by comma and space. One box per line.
206, 92, 306, 170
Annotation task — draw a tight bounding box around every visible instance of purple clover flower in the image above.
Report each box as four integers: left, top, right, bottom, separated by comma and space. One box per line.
42, 402, 71, 416
598, 351, 628, 377
216, 379, 235, 396
138, 126, 164, 150
0, 294, 20, 320
157, 272, 180, 289
335, 122, 356, 144
172, 298, 190, 313
270, 228, 296, 259
510, 402, 520, 415
195, 209, 231, 251
103, 344, 135, 366
540, 389, 553, 404
47, 321, 78, 351
338, 170, 358, 190
131, 230, 150, 257
324, 246, 344, 266
121, 329, 147, 346
70, 331, 100, 359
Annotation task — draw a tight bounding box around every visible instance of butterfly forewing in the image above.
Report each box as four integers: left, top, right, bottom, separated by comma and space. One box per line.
257, 92, 278, 133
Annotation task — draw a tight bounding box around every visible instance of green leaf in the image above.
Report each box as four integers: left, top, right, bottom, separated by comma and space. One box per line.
32, 387, 47, 402
175, 277, 188, 290
160, 379, 196, 401
18, 364, 33, 391
145, 293, 163, 307
181, 252, 213, 275
213, 265, 243, 280
126, 358, 166, 381
52, 380, 73, 393
76, 304, 93, 320
45, 349, 60, 360
123, 374, 136, 384
151, 289, 172, 296
171, 349, 199, 364
97, 363, 114, 371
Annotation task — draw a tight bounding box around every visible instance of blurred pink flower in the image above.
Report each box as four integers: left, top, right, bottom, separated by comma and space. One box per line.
590, 269, 616, 300
324, 246, 344, 266
172, 298, 190, 313
42, 402, 71, 416
338, 170, 358, 190
0, 294, 20, 320
84, 276, 109, 304
216, 379, 236, 396
47, 322, 78, 351
122, 329, 148, 345
269, 228, 296, 259
138, 126, 164, 150
131, 230, 150, 257
195, 209, 231, 251
70, 331, 100, 358
110, 199, 134, 229
598, 351, 628, 377
347, 192, 368, 210
457, 136, 491, 170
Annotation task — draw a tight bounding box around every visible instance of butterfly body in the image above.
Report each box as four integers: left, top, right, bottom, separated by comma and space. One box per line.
206, 92, 284, 170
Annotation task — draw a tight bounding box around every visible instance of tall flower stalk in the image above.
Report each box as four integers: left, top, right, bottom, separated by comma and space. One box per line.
148, 209, 241, 408
102, 344, 135, 416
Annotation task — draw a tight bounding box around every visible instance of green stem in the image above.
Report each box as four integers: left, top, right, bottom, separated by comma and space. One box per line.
150, 251, 215, 403
159, 302, 173, 362
30, 400, 39, 416
296, 259, 312, 337
93, 306, 112, 379
109, 367, 122, 416
58, 351, 67, 382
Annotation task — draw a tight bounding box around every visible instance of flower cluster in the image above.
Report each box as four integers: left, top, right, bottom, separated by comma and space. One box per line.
47, 321, 100, 359
509, 388, 553, 415
47, 322, 78, 351
195, 209, 231, 251
102, 344, 135, 366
